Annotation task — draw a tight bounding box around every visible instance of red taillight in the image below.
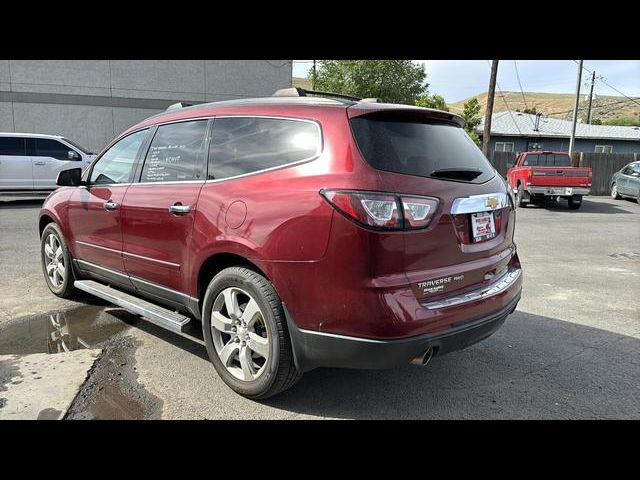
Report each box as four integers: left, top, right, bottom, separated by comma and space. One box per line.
321, 190, 438, 230
400, 196, 439, 229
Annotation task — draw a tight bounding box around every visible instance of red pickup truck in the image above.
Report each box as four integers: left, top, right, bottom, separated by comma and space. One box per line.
506, 151, 592, 209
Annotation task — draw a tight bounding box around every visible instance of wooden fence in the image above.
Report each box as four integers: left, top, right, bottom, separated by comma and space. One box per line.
572, 152, 638, 195
489, 151, 638, 195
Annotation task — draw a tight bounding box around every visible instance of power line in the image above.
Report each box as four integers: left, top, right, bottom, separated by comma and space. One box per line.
486, 61, 522, 135
513, 60, 536, 128
513, 60, 529, 109
575, 60, 640, 107
546, 97, 637, 116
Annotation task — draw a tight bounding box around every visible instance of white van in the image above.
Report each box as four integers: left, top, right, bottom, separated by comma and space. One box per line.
0, 133, 96, 192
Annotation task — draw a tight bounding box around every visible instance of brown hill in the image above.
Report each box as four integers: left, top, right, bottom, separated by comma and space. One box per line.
292, 77, 313, 90
448, 91, 640, 123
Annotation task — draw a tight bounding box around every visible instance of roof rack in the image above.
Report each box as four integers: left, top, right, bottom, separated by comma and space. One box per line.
273, 87, 382, 103
166, 101, 197, 112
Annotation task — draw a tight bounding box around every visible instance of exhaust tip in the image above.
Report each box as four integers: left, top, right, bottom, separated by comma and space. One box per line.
411, 347, 434, 367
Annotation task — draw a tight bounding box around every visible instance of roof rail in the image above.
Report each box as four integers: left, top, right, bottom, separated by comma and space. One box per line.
166, 101, 196, 112
273, 87, 364, 102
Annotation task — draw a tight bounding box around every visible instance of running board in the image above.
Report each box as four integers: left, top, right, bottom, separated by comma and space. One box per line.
74, 280, 192, 334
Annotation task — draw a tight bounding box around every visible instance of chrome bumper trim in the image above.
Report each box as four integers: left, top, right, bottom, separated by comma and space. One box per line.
528, 186, 590, 195
450, 192, 509, 214
421, 267, 522, 310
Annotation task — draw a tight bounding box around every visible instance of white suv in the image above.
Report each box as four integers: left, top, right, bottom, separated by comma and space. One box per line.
0, 133, 96, 192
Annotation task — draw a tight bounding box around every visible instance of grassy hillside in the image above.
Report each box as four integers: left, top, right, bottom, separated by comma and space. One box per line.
291, 79, 639, 124
448, 91, 640, 123
292, 77, 313, 90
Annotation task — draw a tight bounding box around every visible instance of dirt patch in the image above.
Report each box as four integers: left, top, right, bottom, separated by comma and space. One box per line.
65, 335, 163, 420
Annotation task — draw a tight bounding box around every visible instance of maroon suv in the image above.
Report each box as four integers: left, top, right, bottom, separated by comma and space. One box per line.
39, 89, 522, 399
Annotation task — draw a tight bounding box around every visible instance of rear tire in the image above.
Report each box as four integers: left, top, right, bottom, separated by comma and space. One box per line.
611, 184, 621, 200
40, 223, 78, 298
568, 195, 582, 210
516, 184, 527, 208
202, 266, 302, 399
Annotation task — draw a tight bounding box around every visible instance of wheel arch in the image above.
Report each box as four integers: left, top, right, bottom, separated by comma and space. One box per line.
197, 252, 269, 305
39, 213, 57, 237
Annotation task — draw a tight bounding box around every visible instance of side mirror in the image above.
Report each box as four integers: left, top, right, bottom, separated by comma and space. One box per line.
68, 150, 81, 161
56, 167, 83, 187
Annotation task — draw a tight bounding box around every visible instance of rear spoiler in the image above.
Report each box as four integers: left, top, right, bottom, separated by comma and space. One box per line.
346, 104, 465, 128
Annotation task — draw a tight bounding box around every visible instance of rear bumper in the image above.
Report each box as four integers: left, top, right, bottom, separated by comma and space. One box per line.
527, 186, 590, 196
285, 290, 521, 372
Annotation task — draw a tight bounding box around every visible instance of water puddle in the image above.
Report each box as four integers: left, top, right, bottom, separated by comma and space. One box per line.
0, 305, 161, 419
0, 305, 131, 355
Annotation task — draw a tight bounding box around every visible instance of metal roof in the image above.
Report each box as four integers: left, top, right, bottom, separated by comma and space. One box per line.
476, 111, 640, 141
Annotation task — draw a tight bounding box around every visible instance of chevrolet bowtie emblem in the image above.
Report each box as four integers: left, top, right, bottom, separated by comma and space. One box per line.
486, 197, 499, 209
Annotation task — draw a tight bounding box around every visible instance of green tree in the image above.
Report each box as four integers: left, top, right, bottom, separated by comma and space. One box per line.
415, 94, 449, 111
309, 60, 428, 105
591, 118, 602, 125
461, 98, 482, 147
523, 106, 537, 115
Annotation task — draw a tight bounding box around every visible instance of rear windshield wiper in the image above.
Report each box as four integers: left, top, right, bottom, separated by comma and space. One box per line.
430, 168, 483, 181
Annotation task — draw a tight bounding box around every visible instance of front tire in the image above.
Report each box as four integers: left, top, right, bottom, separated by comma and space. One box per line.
611, 184, 621, 200
40, 223, 78, 298
202, 266, 302, 399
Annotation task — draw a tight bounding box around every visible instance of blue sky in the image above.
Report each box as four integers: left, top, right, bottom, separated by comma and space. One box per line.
292, 60, 640, 103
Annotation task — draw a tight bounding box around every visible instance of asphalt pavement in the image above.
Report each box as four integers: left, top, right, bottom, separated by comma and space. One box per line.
0, 195, 638, 419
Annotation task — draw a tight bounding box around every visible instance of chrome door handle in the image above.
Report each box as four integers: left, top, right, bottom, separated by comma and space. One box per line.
169, 204, 191, 215
34, 161, 46, 166
104, 200, 118, 210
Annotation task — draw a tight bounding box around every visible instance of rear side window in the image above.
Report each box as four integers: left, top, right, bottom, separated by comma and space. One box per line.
0, 137, 26, 156
350, 113, 495, 183
208, 117, 321, 180
35, 138, 74, 160
140, 120, 208, 183
523, 153, 571, 167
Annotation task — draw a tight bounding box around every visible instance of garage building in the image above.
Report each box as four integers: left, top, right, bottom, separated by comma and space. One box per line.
0, 60, 292, 154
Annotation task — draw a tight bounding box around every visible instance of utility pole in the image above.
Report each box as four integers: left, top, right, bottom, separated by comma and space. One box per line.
482, 60, 499, 158
568, 60, 583, 156
312, 60, 316, 90
586, 70, 596, 124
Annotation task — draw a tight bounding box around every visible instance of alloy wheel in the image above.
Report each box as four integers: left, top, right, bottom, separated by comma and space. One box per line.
44, 233, 66, 288
210, 287, 270, 381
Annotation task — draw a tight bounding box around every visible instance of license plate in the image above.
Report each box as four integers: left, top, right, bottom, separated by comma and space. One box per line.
471, 211, 496, 243
549, 188, 572, 195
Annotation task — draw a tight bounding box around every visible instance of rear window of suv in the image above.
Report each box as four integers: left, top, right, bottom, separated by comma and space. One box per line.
349, 112, 495, 183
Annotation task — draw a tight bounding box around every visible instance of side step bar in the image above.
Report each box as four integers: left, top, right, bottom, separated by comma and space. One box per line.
74, 280, 192, 335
